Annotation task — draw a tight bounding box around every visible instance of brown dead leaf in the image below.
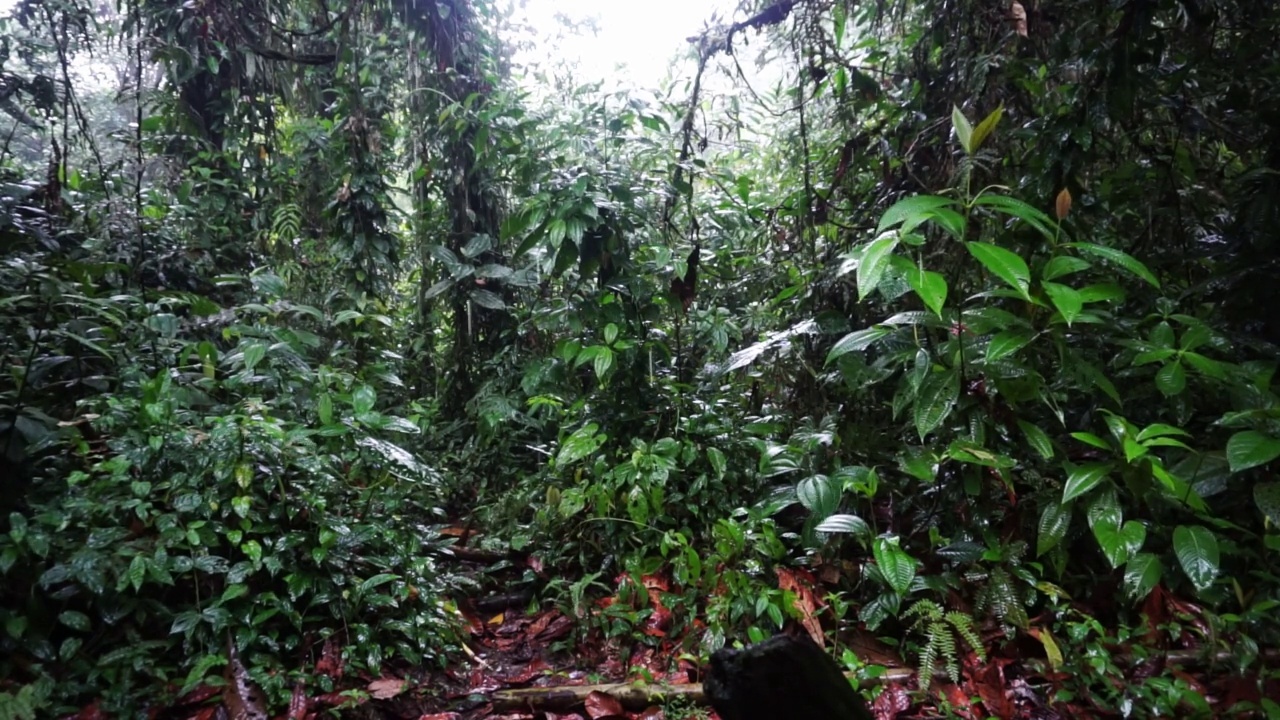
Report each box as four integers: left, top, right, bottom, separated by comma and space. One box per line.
316, 636, 344, 678
367, 677, 405, 700
584, 690, 625, 719
637, 706, 665, 720
417, 714, 460, 720
224, 642, 269, 720
776, 567, 825, 647
1055, 188, 1072, 220
938, 682, 975, 718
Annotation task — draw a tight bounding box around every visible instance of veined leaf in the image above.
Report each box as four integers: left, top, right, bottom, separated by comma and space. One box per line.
1172, 525, 1219, 591
874, 537, 916, 595
967, 242, 1031, 299
1018, 420, 1055, 460
1062, 464, 1110, 503
1042, 282, 1083, 325
952, 105, 974, 154
985, 330, 1034, 363
914, 368, 960, 440
1037, 501, 1071, 557
1255, 482, 1280, 526
1226, 430, 1280, 472
1124, 553, 1162, 601
815, 513, 871, 537
826, 326, 892, 365
857, 235, 900, 301
970, 105, 1004, 152
877, 196, 959, 235
1067, 242, 1160, 288
907, 268, 948, 317
971, 194, 1058, 240
1042, 255, 1091, 281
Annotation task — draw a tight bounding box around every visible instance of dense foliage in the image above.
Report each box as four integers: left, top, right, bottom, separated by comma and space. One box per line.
2, 0, 1279, 716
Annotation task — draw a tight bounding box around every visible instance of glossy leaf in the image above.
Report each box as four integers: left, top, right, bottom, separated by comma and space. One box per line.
1062, 464, 1110, 503
857, 235, 900, 301
1226, 430, 1280, 472
967, 242, 1031, 299
1172, 525, 1219, 591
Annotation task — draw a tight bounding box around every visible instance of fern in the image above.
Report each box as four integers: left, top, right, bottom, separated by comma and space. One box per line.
0, 679, 53, 720
973, 566, 1029, 633
903, 599, 986, 691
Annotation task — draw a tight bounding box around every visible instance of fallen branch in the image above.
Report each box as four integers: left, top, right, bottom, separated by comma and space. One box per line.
490, 647, 1277, 713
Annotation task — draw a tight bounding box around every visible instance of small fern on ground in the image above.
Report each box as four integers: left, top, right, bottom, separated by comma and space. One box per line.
902, 599, 986, 691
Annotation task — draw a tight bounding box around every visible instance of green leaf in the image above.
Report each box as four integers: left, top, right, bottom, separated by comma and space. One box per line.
59, 611, 90, 632
797, 475, 838, 517
1067, 243, 1160, 288
1255, 482, 1280, 526
592, 347, 614, 380
1036, 501, 1071, 557
914, 369, 960, 440
874, 537, 916, 595
242, 342, 266, 371
907, 268, 948, 318
1123, 553, 1162, 601
1155, 362, 1186, 396
1172, 525, 1219, 591
1135, 423, 1191, 442
555, 423, 604, 467
128, 555, 146, 592
826, 326, 892, 365
971, 195, 1058, 240
1062, 464, 1110, 503
952, 105, 974, 154
1018, 420, 1055, 460
1042, 256, 1091, 281
352, 385, 376, 414
1094, 519, 1146, 569
815, 514, 871, 537
985, 330, 1034, 363
857, 235, 900, 301
877, 196, 959, 235
1042, 282, 1083, 325
1227, 431, 1280, 472
470, 288, 506, 310
969, 105, 1004, 152
967, 242, 1031, 299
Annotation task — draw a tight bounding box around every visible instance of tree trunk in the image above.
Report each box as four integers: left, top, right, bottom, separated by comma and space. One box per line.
703, 635, 874, 720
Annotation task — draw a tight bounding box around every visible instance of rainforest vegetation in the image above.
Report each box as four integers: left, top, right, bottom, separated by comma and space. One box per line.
2, 0, 1279, 717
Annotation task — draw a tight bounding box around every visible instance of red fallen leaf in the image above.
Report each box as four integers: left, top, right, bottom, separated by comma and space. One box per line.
584, 690, 625, 719
872, 682, 910, 720
644, 604, 673, 637
544, 714, 585, 720
776, 567, 825, 647
527, 555, 545, 574
937, 682, 974, 718
438, 526, 470, 537
527, 610, 561, 637
970, 662, 1013, 719
178, 685, 221, 705
536, 613, 574, 642
641, 573, 671, 592
286, 681, 308, 720
316, 637, 344, 678
367, 677, 405, 700
636, 706, 665, 719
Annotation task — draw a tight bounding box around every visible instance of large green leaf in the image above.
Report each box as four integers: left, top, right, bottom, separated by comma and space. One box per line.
1094, 518, 1146, 569
914, 368, 960, 440
815, 514, 871, 538
797, 474, 839, 517
873, 537, 916, 595
907, 268, 948, 318
857, 235, 900, 301
1018, 420, 1055, 460
1067, 243, 1160, 288
967, 242, 1031, 299
1123, 553, 1162, 601
877, 195, 959, 234
1172, 525, 1219, 591
1062, 464, 1110, 503
826, 326, 893, 365
971, 194, 1058, 241
985, 329, 1034, 363
555, 423, 604, 466
1036, 501, 1071, 557
1041, 282, 1083, 325
1155, 361, 1186, 397
1226, 431, 1280, 472
953, 105, 973, 153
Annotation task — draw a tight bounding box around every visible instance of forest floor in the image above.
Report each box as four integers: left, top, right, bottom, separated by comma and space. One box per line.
141, 530, 1279, 720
